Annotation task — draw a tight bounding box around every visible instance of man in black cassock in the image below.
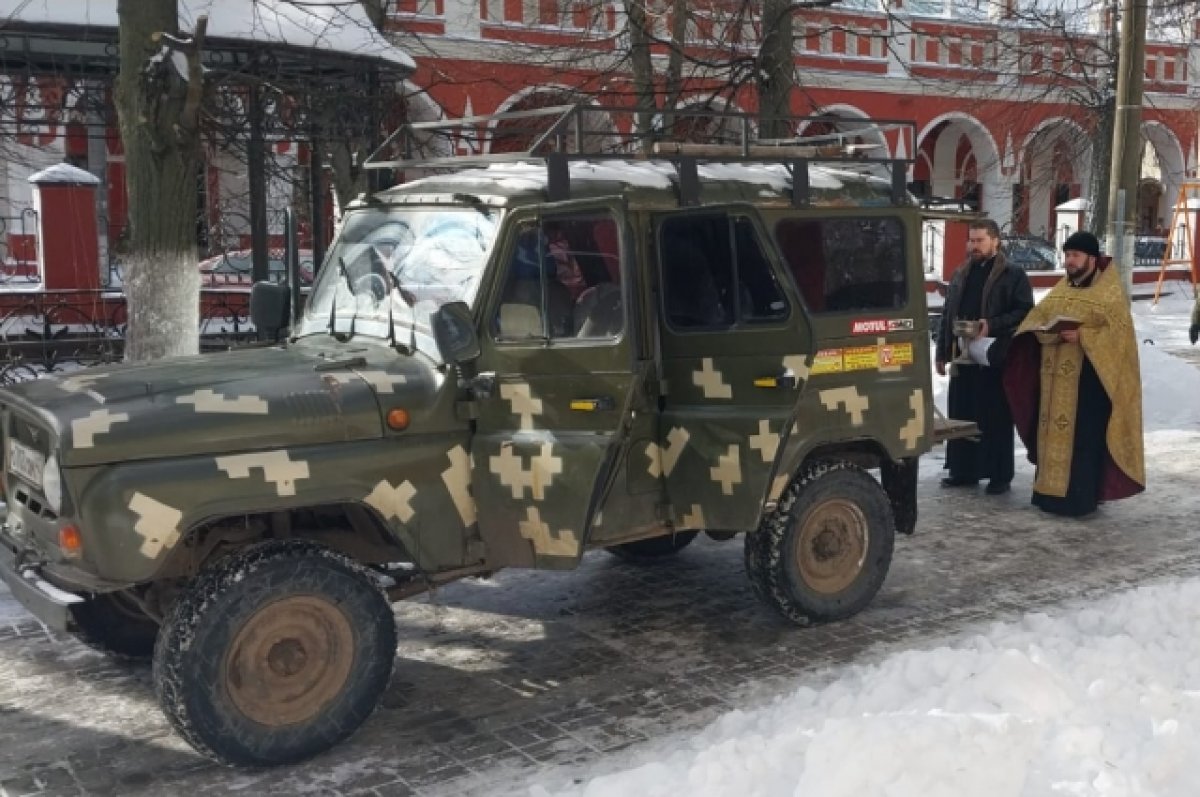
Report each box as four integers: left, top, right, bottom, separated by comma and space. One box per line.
935, 219, 1034, 494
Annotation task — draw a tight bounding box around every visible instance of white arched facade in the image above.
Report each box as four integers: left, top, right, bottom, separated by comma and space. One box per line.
488, 85, 618, 154
666, 96, 753, 145
1018, 118, 1091, 241
399, 82, 451, 159
798, 104, 892, 158
916, 112, 1003, 227
1141, 120, 1187, 234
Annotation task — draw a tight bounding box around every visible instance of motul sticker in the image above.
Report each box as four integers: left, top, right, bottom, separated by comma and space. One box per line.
850, 318, 888, 335
850, 318, 915, 335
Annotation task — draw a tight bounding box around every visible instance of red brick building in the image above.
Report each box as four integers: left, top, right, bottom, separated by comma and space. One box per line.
391, 1, 1199, 253
0, 1, 1196, 283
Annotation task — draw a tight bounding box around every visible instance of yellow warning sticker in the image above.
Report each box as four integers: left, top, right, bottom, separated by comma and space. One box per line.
843, 345, 880, 372
811, 349, 844, 375
879, 342, 914, 368
810, 342, 915, 376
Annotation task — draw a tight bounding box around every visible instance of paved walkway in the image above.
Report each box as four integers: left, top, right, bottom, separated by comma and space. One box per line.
3, 408, 1199, 796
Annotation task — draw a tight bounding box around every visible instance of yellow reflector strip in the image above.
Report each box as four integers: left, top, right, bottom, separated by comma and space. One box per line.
570, 400, 597, 411
753, 377, 778, 388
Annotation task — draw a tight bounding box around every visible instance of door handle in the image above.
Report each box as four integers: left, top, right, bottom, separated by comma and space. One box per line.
570, 396, 615, 412
753, 374, 797, 389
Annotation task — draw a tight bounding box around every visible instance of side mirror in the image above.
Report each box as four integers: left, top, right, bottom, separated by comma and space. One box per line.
432, 301, 480, 364
250, 281, 291, 341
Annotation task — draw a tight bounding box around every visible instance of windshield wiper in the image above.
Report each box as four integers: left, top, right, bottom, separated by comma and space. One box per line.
383, 278, 413, 355
328, 256, 357, 340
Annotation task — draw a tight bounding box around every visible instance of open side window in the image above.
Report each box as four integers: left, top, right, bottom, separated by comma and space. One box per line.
492, 213, 625, 342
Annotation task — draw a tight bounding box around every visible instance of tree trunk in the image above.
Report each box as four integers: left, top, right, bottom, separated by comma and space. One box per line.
115, 0, 202, 361
623, 0, 658, 153
661, 0, 687, 134
1085, 93, 1116, 234
757, 0, 795, 140
329, 140, 368, 219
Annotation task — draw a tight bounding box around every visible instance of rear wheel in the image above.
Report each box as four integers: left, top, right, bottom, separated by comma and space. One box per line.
606, 530, 698, 562
745, 461, 894, 625
153, 540, 396, 766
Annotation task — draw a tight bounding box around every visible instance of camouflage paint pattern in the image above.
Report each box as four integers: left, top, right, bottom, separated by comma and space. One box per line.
0, 166, 938, 603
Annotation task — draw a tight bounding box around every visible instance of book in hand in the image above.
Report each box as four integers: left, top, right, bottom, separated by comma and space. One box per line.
1034, 316, 1081, 334
966, 336, 994, 366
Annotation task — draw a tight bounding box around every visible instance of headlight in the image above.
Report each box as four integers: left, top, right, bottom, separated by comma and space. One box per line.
41, 454, 63, 513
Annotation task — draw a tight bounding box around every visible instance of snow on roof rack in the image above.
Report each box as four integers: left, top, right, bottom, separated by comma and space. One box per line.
365, 103, 917, 208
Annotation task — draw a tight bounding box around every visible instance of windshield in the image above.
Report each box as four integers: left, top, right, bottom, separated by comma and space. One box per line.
296, 206, 500, 354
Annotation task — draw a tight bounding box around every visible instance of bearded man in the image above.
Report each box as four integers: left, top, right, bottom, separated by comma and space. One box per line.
935, 219, 1034, 495
1003, 231, 1145, 517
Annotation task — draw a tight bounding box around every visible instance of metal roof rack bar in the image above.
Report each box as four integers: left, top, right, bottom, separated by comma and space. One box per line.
364, 103, 918, 207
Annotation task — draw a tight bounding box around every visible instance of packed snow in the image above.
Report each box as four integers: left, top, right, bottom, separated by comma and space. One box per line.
526, 279, 1200, 797
0, 0, 414, 68
529, 578, 1200, 797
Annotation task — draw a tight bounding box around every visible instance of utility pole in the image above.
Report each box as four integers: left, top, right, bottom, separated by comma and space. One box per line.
1105, 0, 1147, 299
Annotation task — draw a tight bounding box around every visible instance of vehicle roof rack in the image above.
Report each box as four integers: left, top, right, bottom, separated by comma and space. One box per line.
364, 103, 917, 208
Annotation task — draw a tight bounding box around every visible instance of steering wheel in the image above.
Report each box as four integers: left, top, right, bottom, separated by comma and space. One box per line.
353, 272, 389, 301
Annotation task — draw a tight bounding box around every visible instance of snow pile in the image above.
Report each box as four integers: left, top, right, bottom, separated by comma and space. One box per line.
529, 579, 1200, 797
0, 0, 414, 68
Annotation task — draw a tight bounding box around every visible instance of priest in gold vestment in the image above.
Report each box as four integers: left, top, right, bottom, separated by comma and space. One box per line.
1003, 231, 1145, 516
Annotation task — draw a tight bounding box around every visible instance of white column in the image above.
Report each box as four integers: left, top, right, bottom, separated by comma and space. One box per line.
85, 83, 109, 282
887, 8, 912, 76
985, 175, 1013, 232
445, 0, 483, 37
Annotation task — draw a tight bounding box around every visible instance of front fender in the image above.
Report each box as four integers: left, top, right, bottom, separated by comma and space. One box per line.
68, 434, 475, 584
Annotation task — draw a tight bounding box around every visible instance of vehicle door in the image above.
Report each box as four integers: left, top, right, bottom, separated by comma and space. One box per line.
653, 208, 815, 532
469, 201, 649, 568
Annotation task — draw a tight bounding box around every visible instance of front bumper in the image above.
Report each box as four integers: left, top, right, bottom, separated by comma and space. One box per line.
0, 532, 82, 632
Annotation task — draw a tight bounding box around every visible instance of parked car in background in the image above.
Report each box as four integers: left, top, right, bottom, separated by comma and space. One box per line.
199, 249, 314, 286
1134, 236, 1167, 267
1002, 235, 1058, 271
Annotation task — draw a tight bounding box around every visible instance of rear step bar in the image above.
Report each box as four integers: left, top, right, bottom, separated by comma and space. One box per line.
933, 414, 979, 444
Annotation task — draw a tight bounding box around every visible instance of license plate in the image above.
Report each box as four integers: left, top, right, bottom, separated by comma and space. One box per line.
8, 439, 44, 488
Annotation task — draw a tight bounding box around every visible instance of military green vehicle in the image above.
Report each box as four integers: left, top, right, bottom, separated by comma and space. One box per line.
0, 107, 971, 766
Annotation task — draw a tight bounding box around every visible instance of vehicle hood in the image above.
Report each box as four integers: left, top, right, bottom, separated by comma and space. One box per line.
0, 344, 426, 467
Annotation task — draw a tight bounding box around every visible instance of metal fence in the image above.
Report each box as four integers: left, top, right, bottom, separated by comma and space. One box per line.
0, 209, 40, 286
0, 289, 261, 384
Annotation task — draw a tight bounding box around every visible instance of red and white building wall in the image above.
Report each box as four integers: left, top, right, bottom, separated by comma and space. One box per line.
1, 0, 1198, 282
395, 0, 1200, 248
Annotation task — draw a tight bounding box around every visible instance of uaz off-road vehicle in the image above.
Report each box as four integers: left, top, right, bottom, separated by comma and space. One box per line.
0, 107, 971, 766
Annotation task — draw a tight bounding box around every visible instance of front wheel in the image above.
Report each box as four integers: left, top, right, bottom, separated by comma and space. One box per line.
745, 461, 895, 625
153, 541, 397, 766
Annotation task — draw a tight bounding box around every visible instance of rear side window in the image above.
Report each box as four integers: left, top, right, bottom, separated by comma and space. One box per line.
774, 216, 907, 313
659, 214, 788, 330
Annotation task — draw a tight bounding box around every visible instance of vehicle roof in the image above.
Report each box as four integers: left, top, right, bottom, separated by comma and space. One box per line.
372, 160, 910, 211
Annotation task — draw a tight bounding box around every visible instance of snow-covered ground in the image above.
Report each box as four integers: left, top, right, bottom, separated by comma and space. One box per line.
526, 279, 1200, 797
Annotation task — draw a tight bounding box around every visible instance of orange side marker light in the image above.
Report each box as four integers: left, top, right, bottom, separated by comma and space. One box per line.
386, 408, 411, 431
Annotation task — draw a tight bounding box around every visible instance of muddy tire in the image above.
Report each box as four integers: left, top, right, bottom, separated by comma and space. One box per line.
606, 531, 698, 562
153, 540, 396, 767
745, 461, 894, 625
71, 591, 159, 659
